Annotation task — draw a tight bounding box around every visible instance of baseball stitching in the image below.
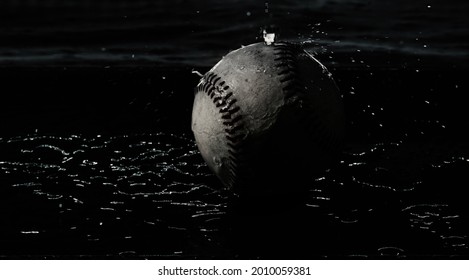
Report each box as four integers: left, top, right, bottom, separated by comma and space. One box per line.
273, 42, 341, 153
196, 72, 247, 189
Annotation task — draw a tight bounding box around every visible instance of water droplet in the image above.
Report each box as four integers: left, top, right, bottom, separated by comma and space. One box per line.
21, 231, 39, 234
191, 70, 203, 77
263, 30, 275, 45
246, 11, 251, 16
427, 5, 431, 8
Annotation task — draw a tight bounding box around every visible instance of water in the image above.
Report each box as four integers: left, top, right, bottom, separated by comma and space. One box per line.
1, 0, 468, 68
1, 0, 469, 259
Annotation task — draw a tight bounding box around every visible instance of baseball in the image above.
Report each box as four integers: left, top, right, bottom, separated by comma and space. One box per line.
191, 42, 345, 196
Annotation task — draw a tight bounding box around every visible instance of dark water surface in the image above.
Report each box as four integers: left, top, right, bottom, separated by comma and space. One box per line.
1, 0, 469, 259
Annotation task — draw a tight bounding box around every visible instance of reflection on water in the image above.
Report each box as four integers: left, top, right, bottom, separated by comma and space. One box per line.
1, 128, 468, 258
0, 133, 228, 257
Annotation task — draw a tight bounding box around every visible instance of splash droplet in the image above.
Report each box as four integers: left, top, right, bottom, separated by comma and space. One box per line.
263, 30, 275, 46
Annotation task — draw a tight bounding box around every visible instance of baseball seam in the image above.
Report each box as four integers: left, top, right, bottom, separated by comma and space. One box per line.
273, 42, 340, 152
196, 72, 246, 189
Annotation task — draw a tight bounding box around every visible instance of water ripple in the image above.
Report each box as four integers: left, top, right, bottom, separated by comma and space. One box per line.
1, 129, 468, 258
